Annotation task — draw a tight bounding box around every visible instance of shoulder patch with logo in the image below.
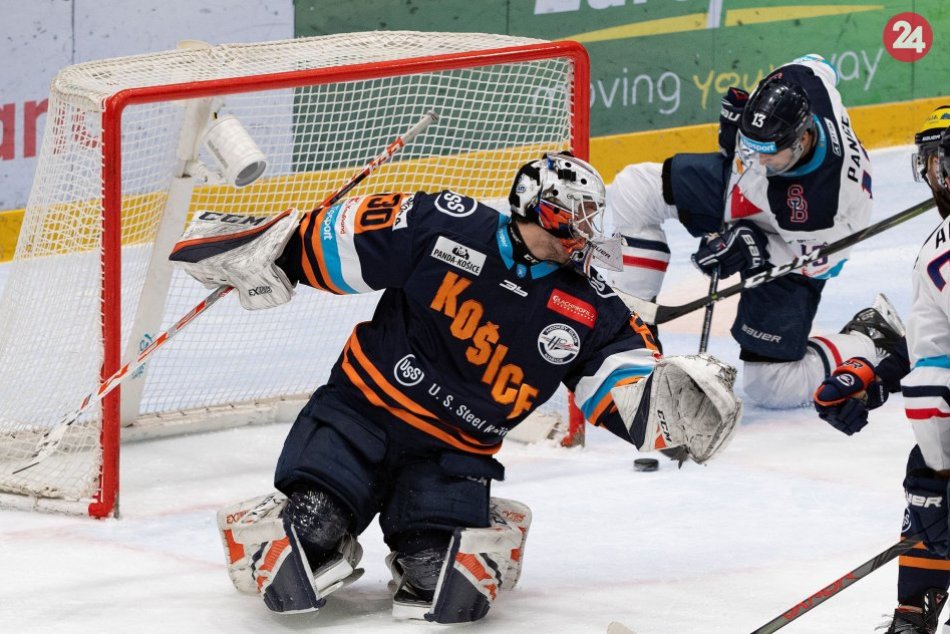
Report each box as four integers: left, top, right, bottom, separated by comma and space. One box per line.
538, 323, 580, 365
585, 269, 616, 299
392, 194, 414, 231
431, 236, 486, 276
547, 289, 597, 328
434, 191, 478, 218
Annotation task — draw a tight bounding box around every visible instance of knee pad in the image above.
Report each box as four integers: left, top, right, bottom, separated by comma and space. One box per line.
284, 488, 352, 559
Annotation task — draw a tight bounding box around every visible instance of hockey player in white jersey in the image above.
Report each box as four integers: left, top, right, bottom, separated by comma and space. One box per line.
813, 109, 950, 633
168, 153, 742, 624
608, 54, 891, 411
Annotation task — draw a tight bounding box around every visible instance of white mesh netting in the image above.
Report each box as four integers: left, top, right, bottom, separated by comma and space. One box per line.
0, 31, 582, 514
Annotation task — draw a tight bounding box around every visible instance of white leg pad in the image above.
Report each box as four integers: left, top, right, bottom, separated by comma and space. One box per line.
217, 492, 286, 595
490, 497, 532, 590
216, 491, 363, 612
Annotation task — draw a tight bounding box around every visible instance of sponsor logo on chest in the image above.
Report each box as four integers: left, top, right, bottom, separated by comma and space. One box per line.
547, 289, 597, 328
431, 236, 486, 276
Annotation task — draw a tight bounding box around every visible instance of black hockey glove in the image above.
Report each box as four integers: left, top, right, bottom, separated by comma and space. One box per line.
812, 357, 887, 435
718, 87, 748, 157
691, 220, 769, 278
905, 466, 950, 557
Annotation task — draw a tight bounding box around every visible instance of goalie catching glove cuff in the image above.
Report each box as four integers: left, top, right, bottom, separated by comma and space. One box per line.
813, 357, 887, 436
169, 208, 303, 310
611, 354, 742, 464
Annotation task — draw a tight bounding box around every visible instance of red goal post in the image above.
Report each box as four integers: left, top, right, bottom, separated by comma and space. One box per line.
0, 32, 590, 518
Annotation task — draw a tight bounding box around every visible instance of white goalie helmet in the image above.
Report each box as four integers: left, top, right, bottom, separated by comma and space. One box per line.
508, 152, 621, 274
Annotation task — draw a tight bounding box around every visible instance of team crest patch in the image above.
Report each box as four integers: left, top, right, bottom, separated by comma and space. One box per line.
434, 191, 477, 218
537, 323, 580, 365
431, 236, 486, 276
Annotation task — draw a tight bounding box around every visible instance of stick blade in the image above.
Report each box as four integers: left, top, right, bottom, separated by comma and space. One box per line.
607, 622, 637, 634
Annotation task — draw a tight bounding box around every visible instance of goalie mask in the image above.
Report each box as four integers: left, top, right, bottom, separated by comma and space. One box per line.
912, 104, 950, 189
508, 153, 621, 275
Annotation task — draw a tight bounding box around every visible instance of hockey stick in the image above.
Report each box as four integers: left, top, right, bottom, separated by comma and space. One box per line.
621, 197, 936, 324
698, 258, 720, 353
749, 536, 920, 633
11, 110, 440, 475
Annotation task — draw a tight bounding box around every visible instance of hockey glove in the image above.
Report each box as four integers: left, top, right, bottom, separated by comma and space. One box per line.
691, 220, 769, 278
718, 87, 749, 157
813, 357, 887, 435
905, 467, 950, 557
169, 208, 303, 310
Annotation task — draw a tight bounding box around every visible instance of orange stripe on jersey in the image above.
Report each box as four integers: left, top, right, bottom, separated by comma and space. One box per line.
588, 375, 643, 426
898, 555, 950, 571
347, 334, 440, 421
629, 314, 660, 353
340, 343, 499, 456
456, 552, 498, 601
297, 213, 321, 289
301, 207, 345, 295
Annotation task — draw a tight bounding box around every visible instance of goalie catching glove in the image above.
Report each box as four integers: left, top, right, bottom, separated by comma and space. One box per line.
169, 208, 303, 310
611, 353, 742, 464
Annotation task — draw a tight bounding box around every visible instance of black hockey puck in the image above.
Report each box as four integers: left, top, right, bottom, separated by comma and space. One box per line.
633, 458, 659, 472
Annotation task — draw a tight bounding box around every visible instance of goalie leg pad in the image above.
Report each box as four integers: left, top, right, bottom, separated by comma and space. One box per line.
217, 491, 363, 613
612, 353, 742, 464
489, 497, 532, 590
217, 492, 287, 595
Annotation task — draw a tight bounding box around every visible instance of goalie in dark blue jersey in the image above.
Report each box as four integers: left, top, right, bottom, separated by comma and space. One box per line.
169, 153, 742, 624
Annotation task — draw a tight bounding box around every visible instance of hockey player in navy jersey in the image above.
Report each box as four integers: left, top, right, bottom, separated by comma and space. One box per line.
168, 152, 742, 623
607, 54, 894, 411
814, 108, 950, 634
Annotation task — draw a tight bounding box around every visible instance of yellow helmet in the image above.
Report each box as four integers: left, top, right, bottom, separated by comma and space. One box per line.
913, 105, 950, 183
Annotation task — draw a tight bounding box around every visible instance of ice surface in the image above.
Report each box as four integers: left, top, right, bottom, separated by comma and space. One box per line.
0, 145, 940, 633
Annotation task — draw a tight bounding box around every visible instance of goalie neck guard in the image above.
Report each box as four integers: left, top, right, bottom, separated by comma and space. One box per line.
507, 152, 620, 275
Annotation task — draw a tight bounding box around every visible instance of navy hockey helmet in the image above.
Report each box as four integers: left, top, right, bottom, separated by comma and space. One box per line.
509, 152, 620, 273
912, 104, 950, 186
738, 74, 815, 175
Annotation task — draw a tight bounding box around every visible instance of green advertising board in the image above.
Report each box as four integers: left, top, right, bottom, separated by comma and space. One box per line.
296, 0, 949, 138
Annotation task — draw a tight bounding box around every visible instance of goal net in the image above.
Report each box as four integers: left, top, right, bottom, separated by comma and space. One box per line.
0, 32, 589, 517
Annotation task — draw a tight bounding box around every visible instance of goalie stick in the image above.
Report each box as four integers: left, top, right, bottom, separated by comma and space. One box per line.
11, 110, 440, 475
749, 536, 920, 633
621, 198, 936, 324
